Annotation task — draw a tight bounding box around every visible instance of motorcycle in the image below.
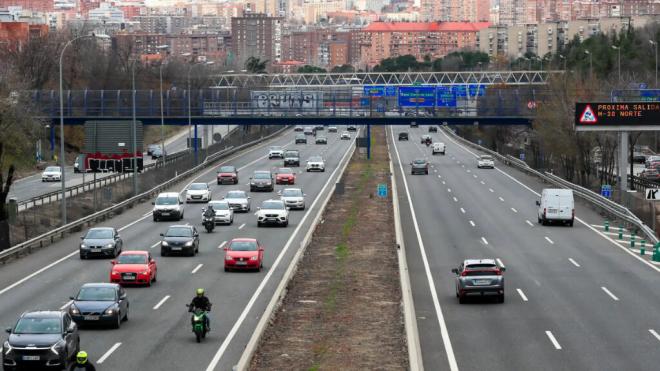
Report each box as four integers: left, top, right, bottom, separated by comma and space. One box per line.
425, 140, 431, 147
203, 215, 215, 233
186, 304, 210, 343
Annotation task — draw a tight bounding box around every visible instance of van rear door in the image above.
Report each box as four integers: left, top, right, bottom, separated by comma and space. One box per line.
558, 193, 574, 220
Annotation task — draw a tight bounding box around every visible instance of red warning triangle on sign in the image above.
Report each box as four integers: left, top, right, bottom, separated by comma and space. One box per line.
579, 104, 597, 123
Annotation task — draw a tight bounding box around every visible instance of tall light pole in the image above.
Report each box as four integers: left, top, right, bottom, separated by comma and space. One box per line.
157, 45, 169, 163
559, 54, 567, 71
131, 62, 138, 196
650, 40, 658, 87
611, 45, 621, 83
584, 50, 592, 80
58, 33, 108, 226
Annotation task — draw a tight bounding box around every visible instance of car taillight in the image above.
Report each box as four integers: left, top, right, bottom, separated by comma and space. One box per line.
494, 270, 502, 276
460, 271, 469, 276
572, 209, 575, 218
543, 208, 547, 217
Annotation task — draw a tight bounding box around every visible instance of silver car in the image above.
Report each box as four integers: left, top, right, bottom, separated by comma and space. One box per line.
452, 259, 505, 304
279, 188, 306, 210
203, 200, 234, 224
224, 190, 251, 212
79, 227, 122, 259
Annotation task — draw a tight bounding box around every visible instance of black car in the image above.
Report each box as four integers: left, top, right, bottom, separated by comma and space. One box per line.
3, 311, 80, 370
284, 150, 300, 166
411, 159, 429, 175
294, 126, 304, 132
420, 134, 432, 144
295, 134, 307, 144
398, 132, 409, 141
69, 283, 128, 328
410, 122, 419, 127
250, 170, 274, 192
316, 136, 328, 144
428, 126, 438, 132
79, 227, 122, 259
315, 125, 324, 131
160, 225, 199, 256
347, 125, 357, 131
151, 147, 165, 159
147, 144, 161, 156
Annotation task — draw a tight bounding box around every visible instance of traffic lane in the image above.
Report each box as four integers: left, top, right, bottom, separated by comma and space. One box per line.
424, 131, 660, 369
391, 128, 562, 370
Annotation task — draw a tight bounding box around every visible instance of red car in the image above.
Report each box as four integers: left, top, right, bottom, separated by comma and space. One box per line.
217, 165, 239, 185
224, 238, 264, 272
110, 251, 157, 286
276, 168, 296, 185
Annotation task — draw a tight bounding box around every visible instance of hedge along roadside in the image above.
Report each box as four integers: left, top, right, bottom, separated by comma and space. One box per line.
0, 126, 291, 263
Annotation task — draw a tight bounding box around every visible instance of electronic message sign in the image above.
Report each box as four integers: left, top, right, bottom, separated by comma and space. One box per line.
575, 102, 660, 131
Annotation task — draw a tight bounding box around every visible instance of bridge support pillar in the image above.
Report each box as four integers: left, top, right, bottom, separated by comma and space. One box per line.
367, 124, 371, 160
194, 124, 199, 164
50, 125, 55, 158
619, 132, 628, 193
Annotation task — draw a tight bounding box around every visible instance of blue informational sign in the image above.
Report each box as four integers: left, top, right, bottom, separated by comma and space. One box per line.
452, 85, 486, 97
363, 86, 396, 97
436, 86, 457, 107
519, 152, 525, 161
640, 89, 660, 101
601, 184, 612, 199
360, 97, 370, 106
398, 87, 436, 107
640, 83, 649, 89
377, 183, 387, 198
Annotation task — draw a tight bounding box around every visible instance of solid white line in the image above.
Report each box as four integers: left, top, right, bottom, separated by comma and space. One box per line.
496, 258, 505, 267
498, 196, 504, 202
191, 264, 204, 274
469, 221, 475, 227
545, 236, 554, 245
0, 250, 78, 296
434, 169, 438, 173
238, 223, 245, 230
442, 181, 446, 185
526, 220, 534, 227
453, 197, 458, 202
97, 342, 122, 364
117, 214, 151, 232
481, 237, 489, 245
601, 286, 620, 301
218, 241, 227, 249
466, 170, 471, 173
153, 295, 171, 310
143, 211, 152, 217
389, 127, 459, 371
545, 331, 562, 350
438, 175, 441, 178
473, 174, 477, 178
150, 241, 160, 249
447, 188, 452, 193
568, 258, 581, 267
489, 188, 494, 193
516, 288, 529, 302
460, 208, 465, 214
480, 180, 485, 184
511, 208, 518, 213
649, 329, 660, 342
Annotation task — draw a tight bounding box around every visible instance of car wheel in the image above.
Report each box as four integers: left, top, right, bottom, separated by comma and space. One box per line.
153, 216, 158, 222
498, 293, 505, 303
80, 252, 86, 260
541, 219, 547, 226
161, 249, 167, 257
568, 220, 574, 227
217, 181, 221, 185
224, 267, 229, 272
123, 306, 129, 321
235, 178, 239, 184
180, 212, 184, 220
188, 247, 195, 257
283, 220, 289, 227
458, 295, 466, 304
113, 248, 119, 258
152, 272, 157, 282
537, 217, 542, 224
257, 222, 263, 227
113, 314, 121, 329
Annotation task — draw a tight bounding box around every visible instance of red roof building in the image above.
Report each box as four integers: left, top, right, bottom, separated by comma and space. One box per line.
0, 0, 53, 12
0, 22, 48, 52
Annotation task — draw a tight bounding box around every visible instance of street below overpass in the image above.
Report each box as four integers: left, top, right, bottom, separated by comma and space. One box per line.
390, 125, 660, 371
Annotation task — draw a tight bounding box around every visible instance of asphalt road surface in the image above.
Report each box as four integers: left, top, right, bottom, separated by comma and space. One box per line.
0, 126, 355, 370
390, 126, 660, 371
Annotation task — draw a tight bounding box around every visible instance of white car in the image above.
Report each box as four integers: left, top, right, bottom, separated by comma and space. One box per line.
152, 192, 185, 221
279, 188, 306, 210
224, 190, 251, 212
306, 155, 326, 172
203, 200, 234, 225
328, 126, 338, 132
432, 142, 446, 155
268, 146, 284, 159
477, 155, 495, 169
340, 131, 351, 140
41, 166, 62, 182
256, 199, 289, 227
186, 183, 211, 203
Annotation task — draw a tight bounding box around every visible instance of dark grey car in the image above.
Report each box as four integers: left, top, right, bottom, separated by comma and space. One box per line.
69, 283, 128, 329
284, 150, 300, 166
452, 259, 505, 304
410, 159, 429, 175
79, 227, 122, 259
250, 171, 274, 192
160, 225, 199, 256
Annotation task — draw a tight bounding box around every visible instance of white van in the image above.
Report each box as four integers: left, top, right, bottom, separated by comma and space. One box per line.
432, 142, 446, 155
537, 189, 574, 226
152, 192, 185, 221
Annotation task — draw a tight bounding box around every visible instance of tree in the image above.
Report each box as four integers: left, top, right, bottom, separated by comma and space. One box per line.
297, 65, 326, 73
245, 57, 268, 74
0, 143, 15, 251
373, 55, 423, 72
330, 64, 355, 73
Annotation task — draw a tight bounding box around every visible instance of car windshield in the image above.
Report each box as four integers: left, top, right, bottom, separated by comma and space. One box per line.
480, 156, 493, 160
85, 229, 113, 239
464, 270, 498, 276
413, 160, 426, 165
226, 191, 246, 199
304, 127, 312, 131
156, 196, 178, 205
279, 168, 293, 174
309, 156, 322, 162
219, 166, 235, 173
14, 317, 61, 335
76, 286, 116, 301
45, 166, 60, 172
282, 189, 303, 197
189, 183, 207, 190
317, 137, 327, 140
208, 202, 229, 210
270, 146, 282, 151
285, 151, 298, 156
230, 240, 258, 251
117, 254, 147, 264
165, 227, 193, 237
254, 172, 271, 179
262, 201, 285, 209
296, 134, 305, 138
400, 133, 408, 136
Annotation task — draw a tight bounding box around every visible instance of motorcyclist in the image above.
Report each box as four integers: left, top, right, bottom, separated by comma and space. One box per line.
203, 204, 215, 219
425, 137, 432, 146
189, 288, 212, 331
68, 351, 96, 371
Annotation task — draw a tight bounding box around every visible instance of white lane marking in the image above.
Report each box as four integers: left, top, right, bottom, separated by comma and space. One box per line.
438, 175, 441, 178
545, 237, 554, 245
649, 329, 660, 342
434, 169, 438, 173
447, 188, 452, 193
496, 258, 505, 267
218, 241, 227, 249
153, 295, 171, 310
117, 214, 152, 232
191, 264, 204, 274
469, 221, 475, 227
498, 197, 504, 202
489, 188, 494, 193
511, 208, 518, 213
473, 174, 477, 178
389, 127, 459, 371
453, 197, 458, 202
601, 286, 620, 301
460, 208, 465, 214
0, 250, 78, 296
238, 223, 245, 230
205, 135, 357, 371
526, 220, 534, 227
143, 211, 152, 217
545, 331, 562, 350
480, 180, 485, 184
516, 288, 529, 302
97, 342, 122, 364
60, 300, 73, 311
253, 212, 258, 216
568, 258, 581, 267
481, 237, 489, 245
150, 241, 160, 249
466, 170, 471, 173
442, 181, 446, 185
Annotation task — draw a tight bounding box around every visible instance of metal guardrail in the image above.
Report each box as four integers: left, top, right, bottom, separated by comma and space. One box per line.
441, 126, 659, 245
0, 126, 290, 263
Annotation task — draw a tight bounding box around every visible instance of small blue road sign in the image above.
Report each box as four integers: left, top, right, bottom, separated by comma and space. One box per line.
377, 183, 387, 198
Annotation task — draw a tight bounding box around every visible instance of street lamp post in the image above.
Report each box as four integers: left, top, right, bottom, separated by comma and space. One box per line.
584, 50, 593, 80
157, 45, 169, 163
559, 54, 567, 71
612, 45, 621, 83
58, 33, 107, 226
650, 40, 658, 87
131, 62, 138, 196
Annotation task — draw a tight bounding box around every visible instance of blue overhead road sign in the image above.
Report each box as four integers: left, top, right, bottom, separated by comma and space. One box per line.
398, 87, 436, 107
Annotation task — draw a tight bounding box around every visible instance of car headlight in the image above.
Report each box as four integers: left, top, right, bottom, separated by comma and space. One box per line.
70, 305, 80, 315
111, 270, 118, 275
80, 244, 86, 248
162, 241, 168, 246
185, 241, 193, 247
225, 255, 233, 260
4, 341, 12, 355
50, 340, 65, 356
140, 270, 149, 275
105, 243, 114, 248
104, 308, 115, 315
250, 256, 258, 261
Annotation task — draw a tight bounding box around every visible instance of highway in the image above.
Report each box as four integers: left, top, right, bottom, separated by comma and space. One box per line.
9, 125, 233, 205
390, 126, 660, 371
0, 126, 355, 370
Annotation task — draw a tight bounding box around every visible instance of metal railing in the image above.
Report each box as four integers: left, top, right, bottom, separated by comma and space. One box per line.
0, 126, 290, 263
441, 126, 658, 244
